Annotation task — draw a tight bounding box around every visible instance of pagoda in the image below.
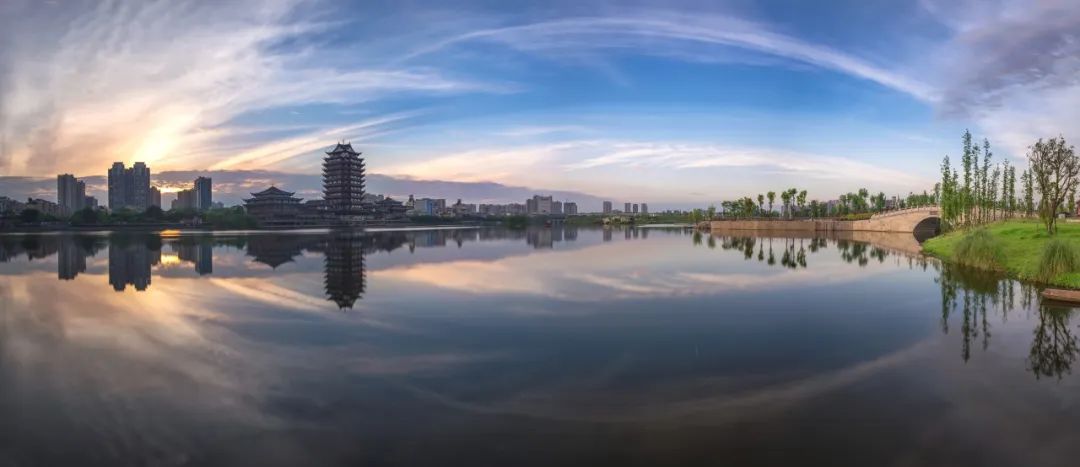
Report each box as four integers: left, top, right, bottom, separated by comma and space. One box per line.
323, 142, 366, 218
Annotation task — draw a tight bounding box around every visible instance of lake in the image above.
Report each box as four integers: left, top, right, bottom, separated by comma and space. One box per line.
1, 227, 1079, 466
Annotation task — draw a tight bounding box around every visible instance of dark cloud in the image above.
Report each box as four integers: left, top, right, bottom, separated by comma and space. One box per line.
939, 7, 1080, 115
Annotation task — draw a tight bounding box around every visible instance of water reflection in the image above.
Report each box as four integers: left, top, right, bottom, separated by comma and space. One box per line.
0, 227, 592, 310
5, 227, 1080, 464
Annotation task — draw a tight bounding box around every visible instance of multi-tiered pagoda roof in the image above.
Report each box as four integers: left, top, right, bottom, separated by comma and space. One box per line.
323, 142, 366, 216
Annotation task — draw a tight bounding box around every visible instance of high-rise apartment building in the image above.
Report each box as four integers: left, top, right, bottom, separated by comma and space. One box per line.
150, 187, 161, 208
633, 203, 639, 214
641, 203, 648, 214
565, 202, 578, 215
107, 162, 151, 211
602, 201, 612, 214
57, 174, 85, 215
624, 202, 631, 213
194, 176, 212, 210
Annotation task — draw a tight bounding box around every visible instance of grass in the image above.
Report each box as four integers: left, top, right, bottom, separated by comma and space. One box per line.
922, 219, 1080, 288
951, 229, 1004, 270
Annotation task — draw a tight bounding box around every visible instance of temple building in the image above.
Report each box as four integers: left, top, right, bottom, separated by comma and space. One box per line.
323, 142, 366, 219
243, 186, 303, 226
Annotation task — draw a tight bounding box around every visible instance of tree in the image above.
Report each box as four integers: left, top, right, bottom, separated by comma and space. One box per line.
19, 209, 41, 224
1029, 136, 1079, 234
757, 194, 765, 215
706, 204, 717, 220
780, 190, 791, 219
143, 205, 164, 220
796, 190, 807, 217
766, 191, 776, 217
71, 207, 99, 225
1022, 168, 1035, 216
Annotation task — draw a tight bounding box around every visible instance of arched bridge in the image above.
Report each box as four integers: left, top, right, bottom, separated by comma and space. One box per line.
858, 206, 940, 234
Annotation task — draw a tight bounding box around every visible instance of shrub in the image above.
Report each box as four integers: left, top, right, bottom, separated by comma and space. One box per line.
1036, 239, 1080, 282
953, 229, 1004, 270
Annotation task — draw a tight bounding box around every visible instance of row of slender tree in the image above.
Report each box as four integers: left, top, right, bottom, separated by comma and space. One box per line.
713, 187, 936, 220
939, 130, 1078, 233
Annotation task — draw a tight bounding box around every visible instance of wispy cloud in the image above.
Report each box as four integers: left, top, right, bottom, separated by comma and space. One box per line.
0, 0, 503, 176
404, 14, 936, 101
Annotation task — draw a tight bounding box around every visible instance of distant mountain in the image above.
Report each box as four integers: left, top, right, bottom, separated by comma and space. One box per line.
0, 171, 608, 211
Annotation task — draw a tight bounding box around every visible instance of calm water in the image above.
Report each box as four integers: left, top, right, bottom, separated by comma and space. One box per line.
1, 227, 1079, 466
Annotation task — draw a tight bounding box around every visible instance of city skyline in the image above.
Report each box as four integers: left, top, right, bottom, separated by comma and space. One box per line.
3, 1, 1078, 207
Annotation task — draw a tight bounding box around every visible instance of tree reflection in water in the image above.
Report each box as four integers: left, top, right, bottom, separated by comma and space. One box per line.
701, 233, 1080, 381
1029, 303, 1080, 380
937, 260, 1080, 379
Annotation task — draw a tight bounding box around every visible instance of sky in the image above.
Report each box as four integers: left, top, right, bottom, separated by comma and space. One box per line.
1, 0, 1079, 210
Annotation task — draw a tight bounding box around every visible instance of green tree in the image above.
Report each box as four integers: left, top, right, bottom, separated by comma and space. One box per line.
19, 209, 41, 224
766, 191, 776, 217
780, 190, 791, 219
796, 190, 807, 217
757, 194, 765, 215
1029, 136, 1080, 234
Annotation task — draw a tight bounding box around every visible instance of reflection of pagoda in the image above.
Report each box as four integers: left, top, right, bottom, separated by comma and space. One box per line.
323, 234, 366, 309
108, 239, 161, 291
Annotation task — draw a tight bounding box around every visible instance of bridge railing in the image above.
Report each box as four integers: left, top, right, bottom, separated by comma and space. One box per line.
870, 206, 939, 220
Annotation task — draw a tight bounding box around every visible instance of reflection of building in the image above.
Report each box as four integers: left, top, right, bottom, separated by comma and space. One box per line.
108, 240, 161, 291
243, 186, 303, 226
323, 235, 366, 309
58, 239, 86, 280
176, 242, 213, 275
323, 143, 366, 217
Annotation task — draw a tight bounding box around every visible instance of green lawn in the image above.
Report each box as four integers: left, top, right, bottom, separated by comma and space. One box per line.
922, 219, 1080, 288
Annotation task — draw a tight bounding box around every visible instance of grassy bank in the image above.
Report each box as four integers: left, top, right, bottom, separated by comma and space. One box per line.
922, 219, 1080, 288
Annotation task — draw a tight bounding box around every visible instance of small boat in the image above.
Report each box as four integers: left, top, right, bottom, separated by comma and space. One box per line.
1041, 288, 1080, 304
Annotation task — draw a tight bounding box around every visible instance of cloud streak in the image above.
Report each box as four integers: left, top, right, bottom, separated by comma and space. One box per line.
405, 13, 936, 101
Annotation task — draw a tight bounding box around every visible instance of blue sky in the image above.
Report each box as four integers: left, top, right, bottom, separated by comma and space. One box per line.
1, 0, 1078, 209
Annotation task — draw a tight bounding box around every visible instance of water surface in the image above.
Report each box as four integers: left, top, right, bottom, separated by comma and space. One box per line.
1, 227, 1079, 466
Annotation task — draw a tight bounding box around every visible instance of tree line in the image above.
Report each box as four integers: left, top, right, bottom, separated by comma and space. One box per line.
939, 130, 1077, 234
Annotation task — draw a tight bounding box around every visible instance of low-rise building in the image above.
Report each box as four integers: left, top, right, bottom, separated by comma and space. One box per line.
243, 186, 304, 226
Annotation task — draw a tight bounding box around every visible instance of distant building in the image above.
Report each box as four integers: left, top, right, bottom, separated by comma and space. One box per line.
413, 198, 440, 216
507, 203, 526, 215
451, 199, 477, 216
57, 174, 85, 215
150, 187, 161, 208
0, 196, 24, 213
243, 186, 303, 226
26, 198, 62, 217
633, 203, 639, 214
565, 202, 578, 215
323, 143, 366, 217
552, 200, 562, 214
194, 176, 212, 210
624, 202, 631, 213
528, 195, 553, 215
603, 201, 612, 214
641, 203, 648, 214
172, 189, 195, 211
84, 196, 98, 210
107, 162, 151, 211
